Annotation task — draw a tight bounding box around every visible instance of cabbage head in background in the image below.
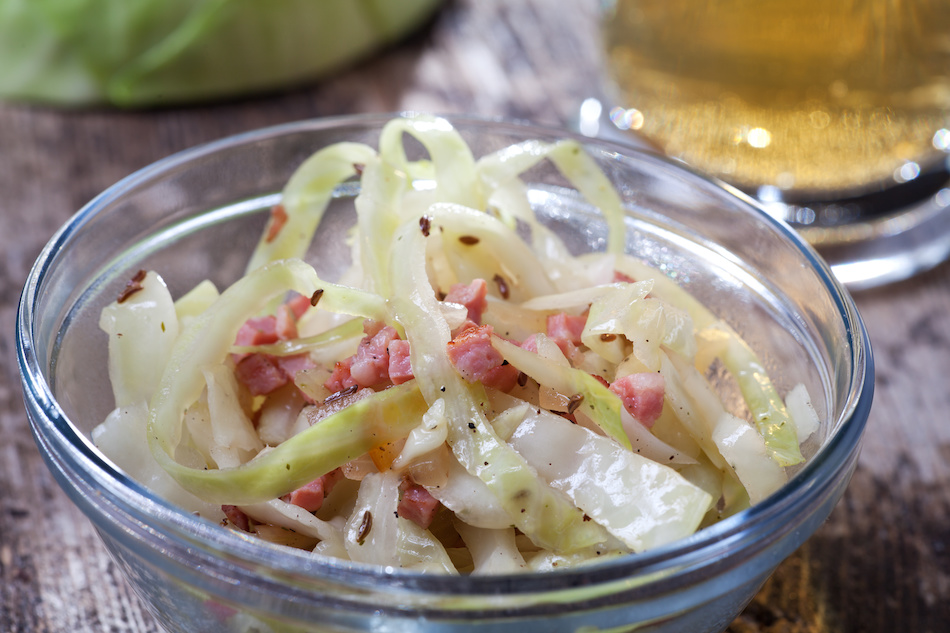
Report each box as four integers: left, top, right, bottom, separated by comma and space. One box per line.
0, 0, 442, 107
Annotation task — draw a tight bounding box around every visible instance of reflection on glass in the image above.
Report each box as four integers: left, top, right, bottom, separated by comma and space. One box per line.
596, 0, 950, 287
602, 0, 950, 198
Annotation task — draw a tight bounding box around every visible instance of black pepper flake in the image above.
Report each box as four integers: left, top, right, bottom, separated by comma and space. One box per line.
501, 359, 510, 366
468, 422, 477, 430
310, 288, 324, 307
517, 371, 528, 387
325, 384, 358, 405
599, 333, 617, 342
459, 235, 480, 245
356, 511, 373, 545
116, 269, 148, 303
582, 514, 591, 522
440, 386, 446, 392
567, 394, 584, 414
492, 273, 510, 299
419, 215, 432, 237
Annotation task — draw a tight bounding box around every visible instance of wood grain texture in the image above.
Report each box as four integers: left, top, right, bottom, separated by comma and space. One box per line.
1, 1, 948, 631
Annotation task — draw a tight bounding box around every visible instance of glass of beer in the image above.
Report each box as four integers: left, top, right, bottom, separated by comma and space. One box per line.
588, 0, 950, 288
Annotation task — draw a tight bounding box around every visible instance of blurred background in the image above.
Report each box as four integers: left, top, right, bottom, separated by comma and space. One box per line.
1, 1, 948, 631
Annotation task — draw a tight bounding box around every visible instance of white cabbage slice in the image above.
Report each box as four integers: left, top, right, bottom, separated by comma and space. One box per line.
663, 352, 787, 504
241, 499, 346, 558
424, 452, 513, 530
785, 383, 820, 444
99, 270, 179, 408
503, 407, 713, 552
92, 402, 222, 520
454, 521, 527, 575
343, 471, 456, 573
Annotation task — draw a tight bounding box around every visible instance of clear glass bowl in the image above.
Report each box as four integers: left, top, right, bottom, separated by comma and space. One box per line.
17, 114, 873, 633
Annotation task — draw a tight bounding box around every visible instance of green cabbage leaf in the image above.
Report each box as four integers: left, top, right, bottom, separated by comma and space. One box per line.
0, 0, 441, 106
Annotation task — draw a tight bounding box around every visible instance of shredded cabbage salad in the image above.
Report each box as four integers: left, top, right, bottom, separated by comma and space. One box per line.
92, 114, 819, 574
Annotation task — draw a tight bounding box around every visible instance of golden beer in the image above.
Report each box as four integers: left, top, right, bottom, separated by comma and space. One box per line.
603, 0, 950, 199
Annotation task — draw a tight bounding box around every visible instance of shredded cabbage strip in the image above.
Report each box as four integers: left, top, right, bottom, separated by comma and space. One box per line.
246, 142, 377, 273
614, 256, 805, 466
145, 258, 419, 503
93, 113, 818, 573
388, 217, 612, 552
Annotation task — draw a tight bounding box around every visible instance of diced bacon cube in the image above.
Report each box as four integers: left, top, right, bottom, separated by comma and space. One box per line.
349, 324, 399, 388
323, 320, 406, 394
387, 339, 414, 385
444, 279, 488, 324
222, 505, 251, 531
397, 479, 440, 529
590, 374, 610, 388
235, 354, 288, 396
235, 316, 279, 347
546, 312, 587, 345
479, 363, 520, 392
275, 353, 317, 380
447, 324, 503, 381
265, 203, 288, 243
451, 319, 479, 338
362, 319, 386, 339
520, 333, 539, 353
520, 332, 576, 360
275, 303, 299, 341
236, 352, 316, 397
283, 469, 343, 513
446, 324, 519, 391
285, 293, 313, 320
324, 359, 356, 393
284, 480, 326, 513
609, 372, 666, 427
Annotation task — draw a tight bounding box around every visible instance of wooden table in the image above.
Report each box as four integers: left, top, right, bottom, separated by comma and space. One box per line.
1, 2, 948, 631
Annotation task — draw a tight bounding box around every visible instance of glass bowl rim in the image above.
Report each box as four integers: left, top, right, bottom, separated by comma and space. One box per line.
16, 111, 874, 596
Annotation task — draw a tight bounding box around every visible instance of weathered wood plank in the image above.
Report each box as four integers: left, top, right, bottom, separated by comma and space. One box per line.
2, 1, 947, 631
